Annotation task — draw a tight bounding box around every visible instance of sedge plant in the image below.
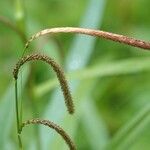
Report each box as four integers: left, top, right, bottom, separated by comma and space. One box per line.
1, 1, 149, 149
13, 26, 150, 150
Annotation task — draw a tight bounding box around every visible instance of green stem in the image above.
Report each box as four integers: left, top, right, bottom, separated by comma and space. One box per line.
18, 134, 23, 150
14, 1, 41, 149
15, 80, 23, 149
14, 1, 25, 149
15, 80, 20, 133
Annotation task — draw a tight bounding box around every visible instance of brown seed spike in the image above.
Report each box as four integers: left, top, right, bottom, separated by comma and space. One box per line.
13, 53, 74, 114
24, 27, 150, 53
22, 118, 76, 150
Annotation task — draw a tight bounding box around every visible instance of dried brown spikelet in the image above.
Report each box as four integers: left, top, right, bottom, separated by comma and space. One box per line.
25, 27, 150, 51
22, 118, 76, 150
13, 53, 74, 114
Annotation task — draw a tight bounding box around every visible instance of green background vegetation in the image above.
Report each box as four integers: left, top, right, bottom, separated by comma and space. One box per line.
0, 0, 150, 149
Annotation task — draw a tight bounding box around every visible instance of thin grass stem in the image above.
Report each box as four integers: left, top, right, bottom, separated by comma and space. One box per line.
15, 79, 23, 149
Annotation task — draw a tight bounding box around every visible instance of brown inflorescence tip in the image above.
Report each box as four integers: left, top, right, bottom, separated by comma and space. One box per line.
22, 118, 76, 150
25, 27, 150, 51
13, 53, 74, 114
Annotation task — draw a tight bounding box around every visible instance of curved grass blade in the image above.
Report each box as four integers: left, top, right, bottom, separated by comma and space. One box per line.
81, 98, 109, 149
108, 104, 150, 149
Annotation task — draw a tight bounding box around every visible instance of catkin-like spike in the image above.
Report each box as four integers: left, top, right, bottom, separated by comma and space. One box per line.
13, 54, 74, 114
24, 27, 150, 51
22, 118, 76, 150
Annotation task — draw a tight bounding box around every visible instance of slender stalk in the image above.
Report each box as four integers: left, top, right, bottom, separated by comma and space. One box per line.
15, 80, 20, 133
18, 134, 23, 150
13, 1, 42, 149
23, 27, 150, 56
15, 79, 23, 149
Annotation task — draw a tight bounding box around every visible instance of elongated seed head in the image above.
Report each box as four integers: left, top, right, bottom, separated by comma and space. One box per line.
22, 118, 76, 150
13, 53, 74, 114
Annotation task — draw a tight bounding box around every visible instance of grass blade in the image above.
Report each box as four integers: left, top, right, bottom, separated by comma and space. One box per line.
80, 96, 109, 149
108, 104, 150, 150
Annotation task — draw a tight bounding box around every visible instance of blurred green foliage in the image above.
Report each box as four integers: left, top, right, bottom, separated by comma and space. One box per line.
0, 0, 150, 150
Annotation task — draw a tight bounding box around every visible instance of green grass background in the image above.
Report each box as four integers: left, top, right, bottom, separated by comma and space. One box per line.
0, 0, 150, 149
